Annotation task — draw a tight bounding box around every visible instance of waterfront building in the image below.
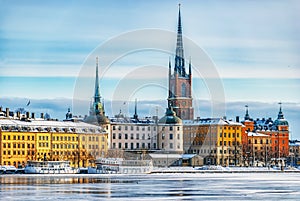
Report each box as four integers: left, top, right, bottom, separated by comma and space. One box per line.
158, 106, 183, 153
241, 103, 290, 165
109, 111, 158, 152
108, 104, 184, 159
245, 132, 271, 166
0, 107, 108, 168
183, 118, 243, 166
289, 140, 300, 166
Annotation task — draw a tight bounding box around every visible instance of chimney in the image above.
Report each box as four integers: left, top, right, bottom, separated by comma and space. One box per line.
17, 111, 21, 119
41, 113, 44, 119
0, 107, 2, 112
31, 112, 35, 119
26, 111, 30, 119
5, 108, 9, 117
236, 116, 240, 123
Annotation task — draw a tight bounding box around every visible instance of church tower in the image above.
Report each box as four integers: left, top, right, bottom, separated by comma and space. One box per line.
85, 57, 110, 125
168, 4, 194, 120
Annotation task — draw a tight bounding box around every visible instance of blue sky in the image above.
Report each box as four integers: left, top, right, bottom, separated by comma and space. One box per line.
0, 0, 300, 138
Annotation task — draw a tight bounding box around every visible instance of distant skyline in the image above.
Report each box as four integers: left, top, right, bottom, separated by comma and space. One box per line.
0, 1, 299, 137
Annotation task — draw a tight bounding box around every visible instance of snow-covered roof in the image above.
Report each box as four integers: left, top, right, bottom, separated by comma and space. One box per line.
247, 132, 269, 137
289, 142, 300, 146
0, 118, 105, 134
149, 154, 182, 159
183, 118, 243, 126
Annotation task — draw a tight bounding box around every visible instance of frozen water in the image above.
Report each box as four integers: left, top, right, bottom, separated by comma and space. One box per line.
0, 173, 300, 200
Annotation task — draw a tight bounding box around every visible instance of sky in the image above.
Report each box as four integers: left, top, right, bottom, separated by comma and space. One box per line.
0, 0, 299, 138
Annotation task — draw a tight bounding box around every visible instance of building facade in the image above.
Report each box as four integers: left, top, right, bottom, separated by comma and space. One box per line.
0, 108, 108, 168
241, 103, 290, 166
289, 140, 300, 166
183, 118, 243, 166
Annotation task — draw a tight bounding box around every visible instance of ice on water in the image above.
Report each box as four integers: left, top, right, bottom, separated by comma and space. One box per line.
1, 173, 300, 200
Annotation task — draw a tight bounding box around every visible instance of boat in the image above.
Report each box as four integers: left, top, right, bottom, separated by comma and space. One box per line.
88, 158, 153, 174
24, 161, 79, 174
0, 166, 17, 174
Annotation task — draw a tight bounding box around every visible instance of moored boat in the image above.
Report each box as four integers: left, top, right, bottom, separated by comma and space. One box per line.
24, 161, 79, 174
0, 166, 17, 174
88, 158, 153, 174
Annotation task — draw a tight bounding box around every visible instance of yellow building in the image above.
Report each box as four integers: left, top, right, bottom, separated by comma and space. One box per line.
183, 118, 243, 166
0, 111, 108, 168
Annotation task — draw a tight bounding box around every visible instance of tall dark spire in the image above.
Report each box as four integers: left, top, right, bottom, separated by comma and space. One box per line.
244, 104, 250, 120
94, 57, 101, 103
277, 102, 284, 119
174, 3, 186, 77
189, 56, 192, 76
133, 98, 138, 120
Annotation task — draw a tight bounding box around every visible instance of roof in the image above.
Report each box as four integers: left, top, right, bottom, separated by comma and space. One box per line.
289, 142, 300, 146
158, 107, 182, 124
149, 154, 182, 159
183, 118, 243, 126
0, 118, 105, 134
247, 132, 269, 137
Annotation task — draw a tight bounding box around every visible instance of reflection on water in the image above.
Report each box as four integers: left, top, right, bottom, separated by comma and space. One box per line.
0, 175, 135, 185
1, 173, 300, 200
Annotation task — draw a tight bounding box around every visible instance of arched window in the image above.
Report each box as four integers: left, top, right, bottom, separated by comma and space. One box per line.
171, 86, 175, 97
181, 83, 186, 97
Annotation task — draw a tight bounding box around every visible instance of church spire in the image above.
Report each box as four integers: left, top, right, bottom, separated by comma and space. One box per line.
94, 57, 101, 103
189, 56, 192, 76
174, 3, 186, 77
277, 102, 284, 119
133, 98, 138, 120
244, 104, 250, 120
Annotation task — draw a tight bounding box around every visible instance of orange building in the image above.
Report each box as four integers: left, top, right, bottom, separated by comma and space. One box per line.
241, 103, 289, 166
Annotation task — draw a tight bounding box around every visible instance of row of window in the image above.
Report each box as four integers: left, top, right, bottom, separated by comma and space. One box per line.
112, 142, 155, 149
52, 144, 78, 149
185, 126, 241, 131
247, 146, 285, 151
161, 142, 181, 149
161, 126, 180, 131
112, 125, 156, 131
81, 136, 106, 142
219, 133, 240, 138
248, 139, 285, 144
2, 143, 35, 149
219, 150, 240, 154
112, 133, 154, 140
2, 135, 34, 141
2, 135, 105, 142
2, 150, 35, 156
219, 141, 241, 146
161, 133, 180, 140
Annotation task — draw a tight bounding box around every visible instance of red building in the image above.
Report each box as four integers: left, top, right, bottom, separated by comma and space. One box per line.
241, 103, 289, 165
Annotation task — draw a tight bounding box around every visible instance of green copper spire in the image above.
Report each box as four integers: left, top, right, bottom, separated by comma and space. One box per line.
94, 57, 101, 103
